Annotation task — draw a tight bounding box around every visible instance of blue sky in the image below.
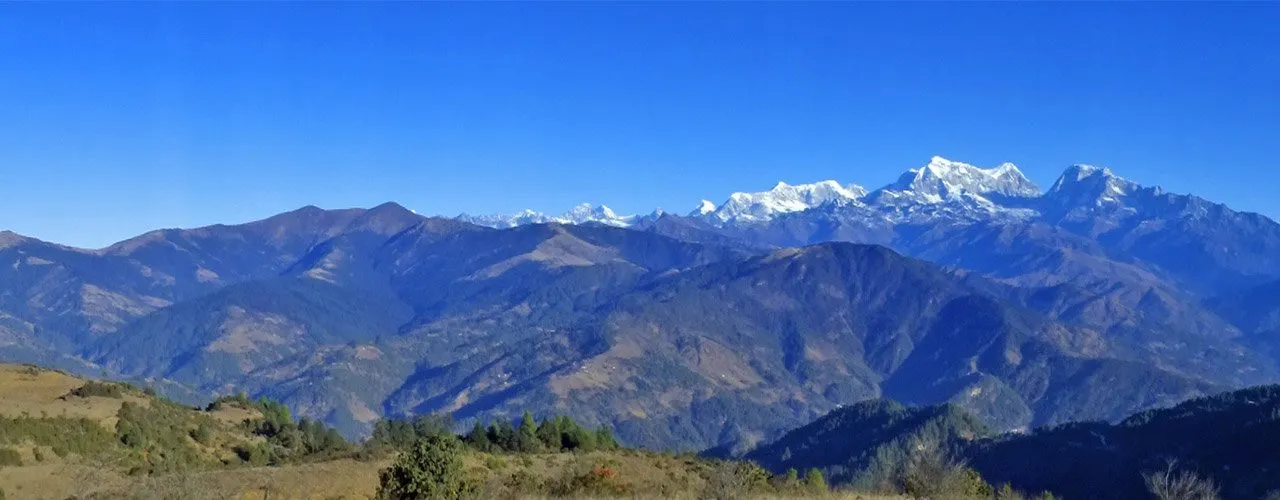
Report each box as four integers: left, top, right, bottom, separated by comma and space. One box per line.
2, 2, 1277, 248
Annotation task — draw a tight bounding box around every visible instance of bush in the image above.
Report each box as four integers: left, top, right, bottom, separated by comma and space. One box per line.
702, 460, 771, 500
1143, 461, 1220, 500
550, 462, 629, 496
68, 381, 122, 399
190, 423, 213, 445
206, 392, 253, 411
234, 443, 269, 467
484, 455, 506, 471
376, 434, 473, 500
900, 435, 992, 499
0, 449, 21, 467
773, 468, 801, 491
0, 416, 115, 459
804, 468, 828, 493
996, 483, 1025, 500
31, 447, 44, 462
117, 420, 147, 448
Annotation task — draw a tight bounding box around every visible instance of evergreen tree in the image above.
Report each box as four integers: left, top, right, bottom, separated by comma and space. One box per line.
564, 421, 597, 452
489, 419, 516, 452
465, 421, 491, 452
517, 412, 542, 453
804, 468, 828, 492
536, 416, 562, 451
595, 426, 618, 450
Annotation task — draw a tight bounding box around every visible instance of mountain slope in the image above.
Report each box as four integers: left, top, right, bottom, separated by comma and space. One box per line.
81, 222, 744, 438
0, 203, 426, 354
469, 243, 1211, 450
968, 384, 1280, 500
742, 399, 989, 486
743, 384, 1280, 499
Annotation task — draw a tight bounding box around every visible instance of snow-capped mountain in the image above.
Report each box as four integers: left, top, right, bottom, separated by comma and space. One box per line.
706, 180, 868, 223
459, 203, 638, 229
1044, 164, 1146, 211
869, 156, 1041, 204
460, 157, 1037, 228
457, 156, 1262, 246
691, 200, 718, 216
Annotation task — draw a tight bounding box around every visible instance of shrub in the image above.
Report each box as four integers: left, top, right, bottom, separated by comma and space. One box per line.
376, 434, 473, 500
484, 455, 506, 471
1143, 460, 1220, 500
550, 463, 629, 496
0, 449, 21, 467
206, 392, 253, 411
31, 447, 44, 462
804, 468, 828, 493
772, 468, 801, 491
0, 416, 115, 459
900, 435, 992, 499
504, 468, 546, 496
234, 443, 269, 467
117, 420, 147, 448
68, 381, 122, 399
190, 423, 213, 445
702, 460, 771, 500
996, 483, 1025, 500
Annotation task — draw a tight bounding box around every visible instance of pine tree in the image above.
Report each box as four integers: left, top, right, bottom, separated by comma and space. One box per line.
465, 421, 491, 452
595, 426, 618, 450
490, 419, 516, 452
517, 412, 542, 453
536, 416, 562, 451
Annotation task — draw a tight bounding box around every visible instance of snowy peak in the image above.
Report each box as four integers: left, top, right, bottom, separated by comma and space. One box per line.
561, 203, 635, 226
710, 180, 867, 223
691, 200, 718, 216
459, 203, 636, 229
880, 156, 1041, 202
564, 203, 617, 221
1046, 164, 1140, 208
456, 209, 551, 228
456, 156, 1184, 230
1051, 164, 1119, 189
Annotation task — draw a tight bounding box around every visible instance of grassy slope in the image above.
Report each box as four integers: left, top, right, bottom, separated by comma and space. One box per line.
0, 364, 905, 499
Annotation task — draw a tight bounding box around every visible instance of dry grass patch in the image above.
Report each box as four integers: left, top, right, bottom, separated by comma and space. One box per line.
0, 365, 150, 429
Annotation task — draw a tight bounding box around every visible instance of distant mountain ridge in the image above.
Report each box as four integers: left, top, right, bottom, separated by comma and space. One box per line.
4, 156, 1280, 455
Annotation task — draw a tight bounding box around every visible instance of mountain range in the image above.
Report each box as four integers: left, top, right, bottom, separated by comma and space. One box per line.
3, 156, 1280, 452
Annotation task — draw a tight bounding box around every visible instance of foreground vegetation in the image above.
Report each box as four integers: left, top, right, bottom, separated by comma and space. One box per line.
1, 363, 1276, 500
0, 364, 984, 499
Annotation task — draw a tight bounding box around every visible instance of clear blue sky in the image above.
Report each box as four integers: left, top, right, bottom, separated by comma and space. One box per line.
2, 2, 1277, 248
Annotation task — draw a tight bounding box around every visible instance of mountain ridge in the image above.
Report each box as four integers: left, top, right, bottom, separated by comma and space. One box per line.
4, 157, 1280, 455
